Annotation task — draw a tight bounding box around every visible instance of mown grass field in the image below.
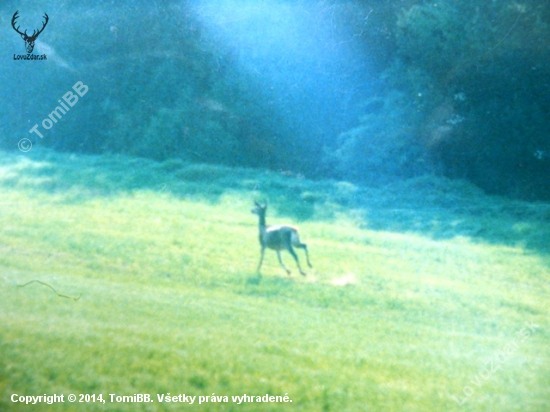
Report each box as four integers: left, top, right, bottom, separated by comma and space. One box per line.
0, 149, 548, 411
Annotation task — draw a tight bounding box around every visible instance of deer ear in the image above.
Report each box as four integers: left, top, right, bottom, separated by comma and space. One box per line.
254, 200, 260, 207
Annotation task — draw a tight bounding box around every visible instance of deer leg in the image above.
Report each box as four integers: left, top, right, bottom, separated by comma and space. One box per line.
295, 243, 312, 268
256, 247, 266, 273
287, 246, 306, 276
276, 250, 291, 275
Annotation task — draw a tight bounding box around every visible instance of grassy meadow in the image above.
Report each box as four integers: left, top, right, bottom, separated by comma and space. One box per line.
0, 149, 548, 411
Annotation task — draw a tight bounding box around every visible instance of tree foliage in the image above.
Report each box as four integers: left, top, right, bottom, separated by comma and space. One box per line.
2, 0, 549, 199
331, 0, 550, 199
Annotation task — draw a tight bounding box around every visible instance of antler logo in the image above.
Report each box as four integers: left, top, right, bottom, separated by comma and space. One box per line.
11, 11, 49, 54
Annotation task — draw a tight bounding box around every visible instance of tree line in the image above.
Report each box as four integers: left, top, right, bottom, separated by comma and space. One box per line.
3, 0, 549, 200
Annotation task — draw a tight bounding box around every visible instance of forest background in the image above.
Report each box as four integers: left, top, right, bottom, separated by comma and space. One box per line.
2, 0, 549, 200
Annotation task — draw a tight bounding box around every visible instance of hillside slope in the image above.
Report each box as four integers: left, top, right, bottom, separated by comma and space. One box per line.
0, 149, 548, 411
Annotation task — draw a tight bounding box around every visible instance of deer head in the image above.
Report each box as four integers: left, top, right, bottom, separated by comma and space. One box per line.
12, 11, 49, 54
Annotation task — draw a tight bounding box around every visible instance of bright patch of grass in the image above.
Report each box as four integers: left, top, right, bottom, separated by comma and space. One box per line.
0, 149, 548, 411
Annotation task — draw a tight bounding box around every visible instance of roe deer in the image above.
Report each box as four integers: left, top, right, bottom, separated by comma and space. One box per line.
252, 200, 312, 276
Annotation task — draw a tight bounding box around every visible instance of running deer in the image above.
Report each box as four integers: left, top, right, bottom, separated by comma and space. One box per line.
252, 200, 312, 276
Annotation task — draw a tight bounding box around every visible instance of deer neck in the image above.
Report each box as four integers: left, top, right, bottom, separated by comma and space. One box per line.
257, 213, 267, 237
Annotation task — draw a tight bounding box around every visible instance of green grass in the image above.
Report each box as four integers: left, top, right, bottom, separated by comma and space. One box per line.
0, 149, 548, 411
